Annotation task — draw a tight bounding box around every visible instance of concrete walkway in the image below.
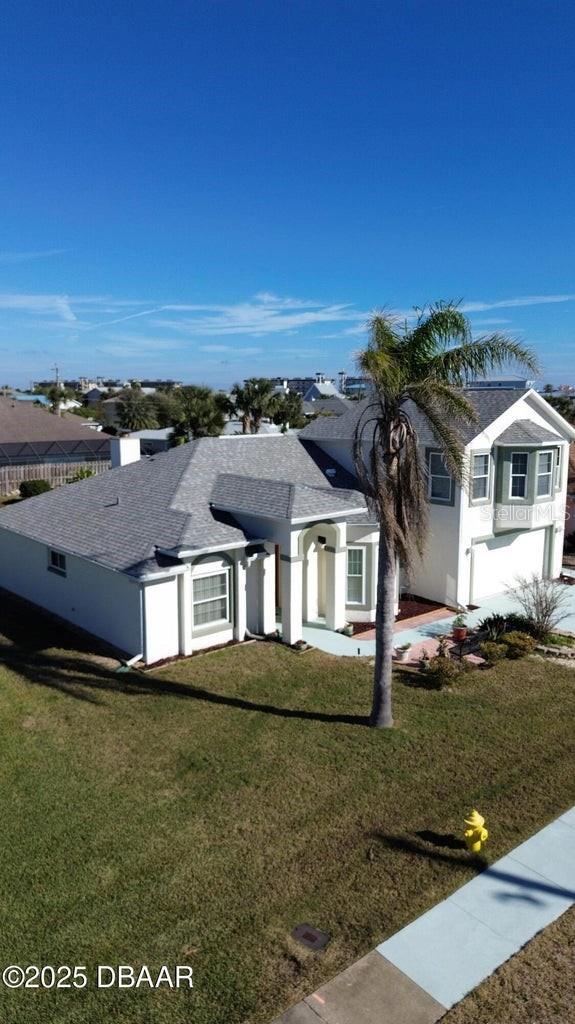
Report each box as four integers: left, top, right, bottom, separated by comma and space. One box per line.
273, 807, 575, 1023
298, 592, 524, 658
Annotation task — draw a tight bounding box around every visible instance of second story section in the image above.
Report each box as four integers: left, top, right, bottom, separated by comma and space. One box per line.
463, 391, 574, 538
300, 387, 575, 541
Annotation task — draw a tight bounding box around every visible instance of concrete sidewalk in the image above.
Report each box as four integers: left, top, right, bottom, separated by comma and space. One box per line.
273, 807, 575, 1023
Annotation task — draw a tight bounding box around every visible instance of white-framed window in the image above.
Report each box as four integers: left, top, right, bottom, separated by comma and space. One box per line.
428, 451, 452, 503
471, 453, 490, 501
346, 546, 365, 604
48, 549, 67, 576
192, 569, 230, 628
536, 450, 553, 498
510, 452, 528, 498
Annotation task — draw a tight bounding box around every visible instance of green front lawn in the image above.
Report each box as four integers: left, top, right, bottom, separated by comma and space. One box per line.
0, 598, 574, 1024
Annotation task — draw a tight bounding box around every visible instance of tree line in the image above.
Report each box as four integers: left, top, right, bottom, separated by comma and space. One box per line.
110, 378, 307, 440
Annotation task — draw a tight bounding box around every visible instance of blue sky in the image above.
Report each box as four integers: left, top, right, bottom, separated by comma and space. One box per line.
2, 0, 575, 387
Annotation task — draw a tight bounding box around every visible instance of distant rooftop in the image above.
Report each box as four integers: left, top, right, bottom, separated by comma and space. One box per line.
465, 377, 537, 390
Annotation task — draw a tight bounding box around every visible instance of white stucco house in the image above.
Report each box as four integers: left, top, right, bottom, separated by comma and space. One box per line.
0, 388, 572, 664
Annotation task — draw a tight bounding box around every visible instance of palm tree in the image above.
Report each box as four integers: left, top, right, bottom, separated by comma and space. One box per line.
354, 303, 539, 728
177, 385, 225, 439
232, 378, 279, 433
117, 392, 159, 431
273, 391, 306, 432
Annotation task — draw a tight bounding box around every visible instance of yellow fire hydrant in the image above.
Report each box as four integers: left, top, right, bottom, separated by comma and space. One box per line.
464, 809, 488, 853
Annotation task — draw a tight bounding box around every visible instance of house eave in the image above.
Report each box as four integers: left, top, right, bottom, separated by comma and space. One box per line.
208, 501, 367, 525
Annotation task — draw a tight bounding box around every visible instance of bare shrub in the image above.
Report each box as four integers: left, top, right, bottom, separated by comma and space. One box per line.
510, 575, 571, 640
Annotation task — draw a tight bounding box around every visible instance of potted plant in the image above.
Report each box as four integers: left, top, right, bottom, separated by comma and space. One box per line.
394, 643, 411, 662
452, 613, 468, 642
341, 623, 354, 637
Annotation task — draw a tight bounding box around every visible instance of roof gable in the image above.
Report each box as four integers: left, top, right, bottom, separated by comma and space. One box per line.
494, 419, 562, 445
210, 472, 365, 520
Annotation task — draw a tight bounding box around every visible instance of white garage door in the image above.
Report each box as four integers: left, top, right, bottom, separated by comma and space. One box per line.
471, 528, 547, 604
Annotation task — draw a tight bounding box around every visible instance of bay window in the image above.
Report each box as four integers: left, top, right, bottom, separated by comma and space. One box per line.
510, 452, 528, 498
536, 450, 553, 498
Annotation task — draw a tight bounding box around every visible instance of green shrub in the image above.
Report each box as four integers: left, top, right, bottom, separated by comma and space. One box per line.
480, 641, 508, 664
503, 612, 538, 637
19, 479, 51, 499
543, 632, 575, 648
426, 655, 461, 689
478, 613, 507, 641
67, 467, 94, 483
503, 630, 536, 659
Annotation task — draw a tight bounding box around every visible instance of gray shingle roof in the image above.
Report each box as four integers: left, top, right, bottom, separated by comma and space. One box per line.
0, 436, 358, 577
210, 473, 365, 520
302, 395, 352, 417
494, 419, 561, 445
299, 389, 529, 445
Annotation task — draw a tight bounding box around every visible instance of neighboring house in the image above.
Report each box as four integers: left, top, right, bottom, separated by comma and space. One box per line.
0, 388, 572, 664
302, 395, 352, 418
10, 392, 82, 413
9, 392, 50, 406
0, 397, 111, 493
58, 399, 82, 412
301, 388, 575, 607
223, 420, 283, 435
101, 397, 121, 426
271, 373, 339, 398
127, 427, 174, 454
84, 388, 105, 405
302, 380, 342, 402
337, 373, 369, 397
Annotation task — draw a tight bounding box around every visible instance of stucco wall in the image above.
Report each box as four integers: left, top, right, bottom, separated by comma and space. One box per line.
0, 527, 142, 655
143, 576, 179, 663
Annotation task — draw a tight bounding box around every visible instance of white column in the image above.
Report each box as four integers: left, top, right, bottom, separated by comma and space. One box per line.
178, 570, 193, 655
304, 542, 320, 622
261, 547, 276, 635
281, 555, 303, 645
326, 545, 347, 630
234, 554, 248, 641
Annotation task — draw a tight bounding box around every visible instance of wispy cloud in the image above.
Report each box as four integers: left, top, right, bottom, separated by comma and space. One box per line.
460, 294, 575, 313
0, 248, 70, 264
0, 292, 77, 322
151, 296, 364, 337
0, 288, 573, 382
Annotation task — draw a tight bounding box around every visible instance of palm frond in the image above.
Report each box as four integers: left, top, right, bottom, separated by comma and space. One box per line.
357, 313, 404, 392
406, 389, 467, 484
407, 379, 477, 425
428, 334, 539, 385
409, 302, 470, 351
